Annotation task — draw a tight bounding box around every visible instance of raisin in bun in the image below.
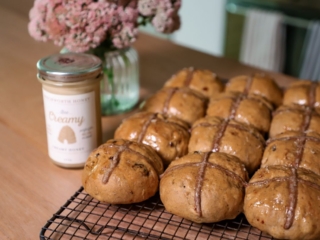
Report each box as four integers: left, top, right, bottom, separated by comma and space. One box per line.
206, 92, 273, 133
189, 116, 264, 174
160, 152, 248, 223
142, 87, 207, 126
269, 104, 320, 137
164, 67, 224, 98
283, 80, 320, 107
244, 166, 320, 239
114, 112, 190, 167
226, 73, 283, 107
82, 139, 163, 204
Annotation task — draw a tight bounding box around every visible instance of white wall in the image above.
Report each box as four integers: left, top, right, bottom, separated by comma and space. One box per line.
170, 0, 227, 56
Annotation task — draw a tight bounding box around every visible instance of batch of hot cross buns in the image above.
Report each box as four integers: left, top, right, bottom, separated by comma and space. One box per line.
82, 68, 320, 239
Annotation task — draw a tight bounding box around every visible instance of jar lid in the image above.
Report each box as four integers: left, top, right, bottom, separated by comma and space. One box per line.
37, 53, 102, 82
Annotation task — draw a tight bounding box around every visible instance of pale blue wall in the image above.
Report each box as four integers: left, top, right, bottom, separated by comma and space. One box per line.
140, 0, 227, 56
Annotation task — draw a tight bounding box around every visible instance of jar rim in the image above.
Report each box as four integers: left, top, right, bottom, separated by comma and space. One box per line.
37, 53, 102, 83
37, 73, 102, 87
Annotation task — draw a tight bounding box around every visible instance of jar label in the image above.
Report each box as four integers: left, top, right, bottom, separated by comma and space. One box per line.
42, 89, 97, 165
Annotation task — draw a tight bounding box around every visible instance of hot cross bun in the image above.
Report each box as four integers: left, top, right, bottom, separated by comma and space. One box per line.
114, 112, 190, 167
82, 139, 163, 204
160, 152, 248, 223
142, 87, 207, 126
226, 73, 283, 107
164, 67, 224, 98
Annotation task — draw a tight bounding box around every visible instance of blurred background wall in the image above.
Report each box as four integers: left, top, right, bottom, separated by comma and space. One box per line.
140, 0, 227, 56
170, 0, 227, 56
142, 0, 320, 79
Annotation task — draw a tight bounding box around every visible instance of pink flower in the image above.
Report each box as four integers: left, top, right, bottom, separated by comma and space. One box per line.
28, 0, 181, 52
63, 1, 113, 52
28, 0, 50, 41
108, 4, 139, 49
152, 0, 181, 33
138, 0, 159, 16
116, 5, 139, 24
112, 23, 138, 49
28, 0, 115, 52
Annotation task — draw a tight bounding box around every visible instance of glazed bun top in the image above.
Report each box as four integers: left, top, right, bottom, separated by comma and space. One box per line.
142, 87, 207, 126
226, 73, 283, 107
164, 67, 224, 98
283, 80, 320, 107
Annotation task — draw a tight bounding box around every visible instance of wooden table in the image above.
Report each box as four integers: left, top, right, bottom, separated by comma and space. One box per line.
0, 2, 297, 240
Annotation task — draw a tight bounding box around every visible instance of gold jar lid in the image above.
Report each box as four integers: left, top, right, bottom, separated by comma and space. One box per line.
37, 53, 102, 82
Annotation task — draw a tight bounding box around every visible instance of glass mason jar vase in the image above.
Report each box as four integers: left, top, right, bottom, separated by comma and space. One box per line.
61, 46, 140, 115
99, 47, 139, 115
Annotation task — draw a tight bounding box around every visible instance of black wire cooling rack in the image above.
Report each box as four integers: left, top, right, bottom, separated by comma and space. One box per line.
40, 187, 274, 240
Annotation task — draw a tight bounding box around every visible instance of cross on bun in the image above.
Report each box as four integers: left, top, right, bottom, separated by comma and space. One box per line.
207, 92, 272, 133
189, 116, 265, 174
244, 79, 320, 239
114, 112, 190, 167
226, 73, 283, 107
160, 151, 248, 223
142, 87, 207, 126
164, 67, 224, 98
82, 139, 163, 204
244, 166, 320, 239
269, 105, 320, 138
283, 81, 320, 107
262, 131, 320, 175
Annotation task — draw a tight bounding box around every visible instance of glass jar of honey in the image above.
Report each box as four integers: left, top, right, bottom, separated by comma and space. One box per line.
37, 53, 102, 168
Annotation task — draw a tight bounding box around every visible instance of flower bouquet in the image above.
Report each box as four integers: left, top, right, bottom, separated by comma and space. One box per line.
28, 0, 182, 115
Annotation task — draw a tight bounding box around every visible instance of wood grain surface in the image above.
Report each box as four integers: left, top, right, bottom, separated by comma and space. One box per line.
0, 2, 297, 239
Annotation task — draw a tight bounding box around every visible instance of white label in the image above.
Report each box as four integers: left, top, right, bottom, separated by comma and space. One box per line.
42, 89, 97, 165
